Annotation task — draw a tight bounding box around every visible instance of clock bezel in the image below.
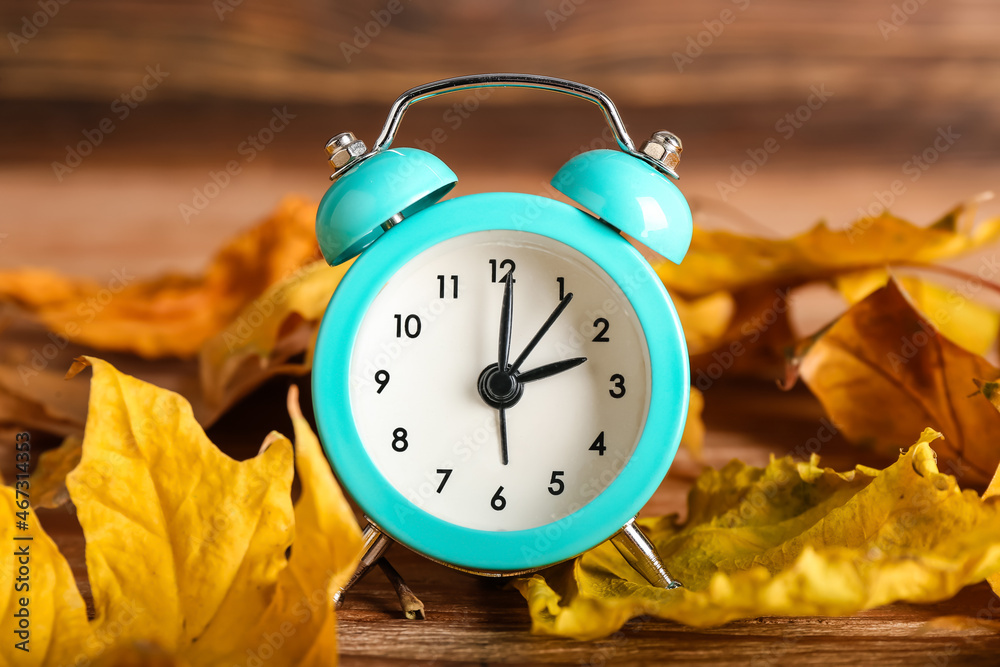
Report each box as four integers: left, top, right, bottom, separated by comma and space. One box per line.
313, 191, 690, 573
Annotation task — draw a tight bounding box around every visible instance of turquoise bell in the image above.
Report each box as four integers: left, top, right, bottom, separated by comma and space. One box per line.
552, 149, 693, 264
316, 148, 457, 265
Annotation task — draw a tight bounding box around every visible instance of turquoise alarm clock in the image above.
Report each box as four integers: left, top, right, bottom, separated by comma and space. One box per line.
311, 74, 693, 609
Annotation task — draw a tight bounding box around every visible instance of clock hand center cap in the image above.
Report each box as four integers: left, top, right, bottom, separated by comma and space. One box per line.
477, 363, 524, 409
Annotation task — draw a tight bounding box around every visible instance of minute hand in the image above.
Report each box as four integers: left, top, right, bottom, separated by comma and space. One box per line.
508, 292, 574, 374
517, 357, 587, 383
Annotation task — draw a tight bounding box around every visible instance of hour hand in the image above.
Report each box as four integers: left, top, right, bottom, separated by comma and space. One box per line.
517, 357, 587, 383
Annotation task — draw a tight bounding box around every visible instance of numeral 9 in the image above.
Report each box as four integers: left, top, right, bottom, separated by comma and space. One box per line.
374, 370, 390, 394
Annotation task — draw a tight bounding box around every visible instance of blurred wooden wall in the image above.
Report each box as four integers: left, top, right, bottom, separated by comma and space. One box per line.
2, 0, 998, 117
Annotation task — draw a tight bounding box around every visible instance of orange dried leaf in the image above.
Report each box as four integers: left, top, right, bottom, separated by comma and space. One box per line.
791, 280, 1000, 486
0, 197, 319, 358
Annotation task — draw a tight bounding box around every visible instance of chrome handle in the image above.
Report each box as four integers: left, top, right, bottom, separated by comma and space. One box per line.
325, 73, 682, 181
372, 73, 636, 153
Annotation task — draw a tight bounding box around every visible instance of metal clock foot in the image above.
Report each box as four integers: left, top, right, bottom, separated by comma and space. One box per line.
333, 521, 393, 608
611, 518, 683, 590
377, 557, 426, 620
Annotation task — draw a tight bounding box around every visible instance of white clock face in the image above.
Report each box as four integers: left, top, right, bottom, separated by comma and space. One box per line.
348, 230, 651, 532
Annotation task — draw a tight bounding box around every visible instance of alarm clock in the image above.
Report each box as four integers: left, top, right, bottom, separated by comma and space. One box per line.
311, 74, 693, 609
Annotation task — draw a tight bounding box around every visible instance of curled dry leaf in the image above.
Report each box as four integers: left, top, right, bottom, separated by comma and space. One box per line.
1, 357, 363, 665
787, 279, 1000, 486
0, 197, 319, 359
514, 429, 1000, 639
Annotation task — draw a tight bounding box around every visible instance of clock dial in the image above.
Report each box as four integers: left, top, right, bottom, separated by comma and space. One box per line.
348, 230, 651, 531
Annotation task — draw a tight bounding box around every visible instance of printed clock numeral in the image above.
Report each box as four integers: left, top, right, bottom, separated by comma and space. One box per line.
391, 427, 409, 452
491, 486, 507, 511
394, 313, 421, 338
548, 471, 565, 496
592, 317, 610, 342
489, 258, 516, 283
374, 369, 390, 394
436, 468, 453, 493
437, 274, 459, 299
609, 373, 626, 398
589, 431, 606, 456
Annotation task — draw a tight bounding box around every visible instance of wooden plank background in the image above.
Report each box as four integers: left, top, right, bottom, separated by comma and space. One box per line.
3, 0, 1000, 664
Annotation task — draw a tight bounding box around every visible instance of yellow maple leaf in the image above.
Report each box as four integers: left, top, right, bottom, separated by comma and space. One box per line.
11, 356, 365, 664
788, 279, 1000, 486
514, 429, 1000, 639
0, 197, 319, 359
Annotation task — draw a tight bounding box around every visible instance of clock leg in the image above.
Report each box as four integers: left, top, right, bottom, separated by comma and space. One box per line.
377, 557, 426, 620
611, 518, 683, 589
334, 521, 393, 608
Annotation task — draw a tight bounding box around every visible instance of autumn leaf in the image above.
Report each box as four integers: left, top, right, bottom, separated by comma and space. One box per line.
669, 290, 734, 356
835, 270, 1000, 356
0, 197, 319, 359
658, 196, 1000, 379
976, 379, 1000, 596
680, 387, 705, 459
655, 195, 1000, 297
198, 260, 351, 419
787, 279, 1000, 486
514, 429, 1000, 639
35, 356, 364, 664
0, 484, 94, 666
28, 434, 81, 509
